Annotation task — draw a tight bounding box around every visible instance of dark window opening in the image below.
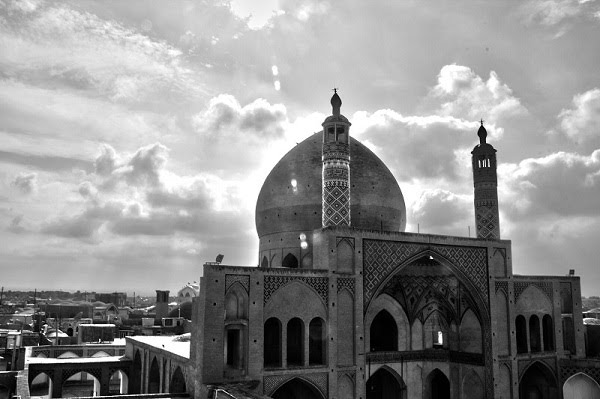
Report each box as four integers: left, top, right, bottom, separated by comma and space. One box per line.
309, 318, 325, 365
261, 256, 269, 268
282, 253, 299, 268
226, 329, 242, 368
370, 310, 397, 352
287, 318, 304, 366
542, 314, 554, 351
516, 315, 528, 354
529, 315, 541, 352
264, 318, 282, 367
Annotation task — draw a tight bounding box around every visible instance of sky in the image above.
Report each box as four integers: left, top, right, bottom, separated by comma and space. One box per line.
1, 0, 599, 296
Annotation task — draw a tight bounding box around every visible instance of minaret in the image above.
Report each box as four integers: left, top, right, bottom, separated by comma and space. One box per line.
322, 89, 351, 227
471, 120, 500, 239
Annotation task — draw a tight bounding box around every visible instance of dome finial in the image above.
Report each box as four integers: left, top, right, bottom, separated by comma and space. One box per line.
331, 87, 341, 116
477, 118, 487, 144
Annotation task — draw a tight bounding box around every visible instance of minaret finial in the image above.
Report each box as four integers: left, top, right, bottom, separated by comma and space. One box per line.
477, 118, 488, 144
330, 88, 342, 116
480, 118, 484, 126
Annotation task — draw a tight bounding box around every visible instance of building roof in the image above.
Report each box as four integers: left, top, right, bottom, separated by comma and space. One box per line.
255, 133, 406, 237
128, 335, 190, 359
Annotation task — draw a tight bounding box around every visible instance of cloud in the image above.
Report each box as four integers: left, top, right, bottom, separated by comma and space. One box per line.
351, 109, 479, 183
8, 214, 26, 234
193, 94, 287, 139
94, 145, 117, 176
410, 189, 472, 236
558, 88, 600, 146
12, 172, 37, 194
521, 0, 582, 26
425, 64, 527, 125
501, 150, 600, 219
0, 150, 93, 172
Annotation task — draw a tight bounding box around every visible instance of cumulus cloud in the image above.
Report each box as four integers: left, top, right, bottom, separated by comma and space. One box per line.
501, 150, 600, 219
12, 172, 37, 194
426, 64, 527, 126
558, 88, 600, 146
94, 145, 117, 176
410, 189, 472, 236
351, 110, 479, 183
193, 94, 287, 139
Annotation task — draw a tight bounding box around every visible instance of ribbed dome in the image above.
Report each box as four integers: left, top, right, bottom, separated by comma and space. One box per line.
255, 132, 406, 237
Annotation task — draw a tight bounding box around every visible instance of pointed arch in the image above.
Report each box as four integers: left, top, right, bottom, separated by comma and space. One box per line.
519, 361, 558, 399
261, 255, 269, 268
130, 350, 142, 394
516, 315, 528, 353
109, 370, 128, 395
225, 282, 248, 320
57, 351, 79, 358
148, 356, 160, 393
367, 365, 406, 399
282, 253, 299, 268
543, 314, 555, 351
459, 308, 482, 353
338, 374, 354, 399
272, 377, 325, 399
170, 367, 187, 394
425, 368, 450, 399
369, 248, 490, 334
29, 372, 53, 398
365, 293, 408, 351
529, 314, 542, 352
461, 369, 483, 399
563, 372, 600, 399
516, 285, 552, 314
370, 309, 397, 352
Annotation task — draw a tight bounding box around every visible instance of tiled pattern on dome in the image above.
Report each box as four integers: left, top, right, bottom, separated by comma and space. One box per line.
264, 275, 329, 305
225, 274, 250, 294
264, 372, 328, 397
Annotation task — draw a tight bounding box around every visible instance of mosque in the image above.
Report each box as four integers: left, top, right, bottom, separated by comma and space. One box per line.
125, 91, 600, 399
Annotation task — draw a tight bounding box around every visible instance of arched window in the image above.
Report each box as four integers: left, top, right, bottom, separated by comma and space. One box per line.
529, 315, 541, 352
370, 310, 397, 352
264, 318, 282, 367
563, 317, 576, 353
109, 370, 128, 395
261, 256, 269, 268
170, 367, 186, 393
282, 253, 299, 268
287, 318, 304, 366
426, 369, 450, 399
543, 314, 554, 351
148, 357, 160, 393
130, 351, 142, 394
516, 315, 528, 354
519, 362, 557, 399
366, 366, 407, 399
309, 318, 326, 365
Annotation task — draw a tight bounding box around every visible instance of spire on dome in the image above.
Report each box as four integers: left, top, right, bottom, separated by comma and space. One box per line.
331, 88, 342, 116
477, 118, 487, 144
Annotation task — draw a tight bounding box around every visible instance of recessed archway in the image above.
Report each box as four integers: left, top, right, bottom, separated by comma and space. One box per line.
148, 357, 160, 393
130, 350, 142, 394
563, 372, 600, 399
519, 361, 558, 399
272, 378, 324, 399
366, 366, 406, 399
426, 369, 450, 399
170, 367, 187, 394
109, 370, 128, 395
370, 310, 397, 352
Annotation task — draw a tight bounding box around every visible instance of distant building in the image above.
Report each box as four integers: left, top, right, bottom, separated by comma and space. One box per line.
95, 292, 127, 307
177, 282, 200, 304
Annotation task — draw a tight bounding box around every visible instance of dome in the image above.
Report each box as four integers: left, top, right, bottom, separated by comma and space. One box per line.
255, 132, 406, 237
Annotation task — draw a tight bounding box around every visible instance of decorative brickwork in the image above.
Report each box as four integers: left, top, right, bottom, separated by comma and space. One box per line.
561, 366, 600, 385
264, 372, 328, 397
495, 281, 509, 296
225, 274, 250, 294
514, 281, 553, 303
337, 277, 355, 295
264, 276, 329, 305
362, 239, 488, 310
475, 203, 500, 239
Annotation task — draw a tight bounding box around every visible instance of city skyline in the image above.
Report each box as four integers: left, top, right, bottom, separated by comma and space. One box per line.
1, 0, 600, 295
